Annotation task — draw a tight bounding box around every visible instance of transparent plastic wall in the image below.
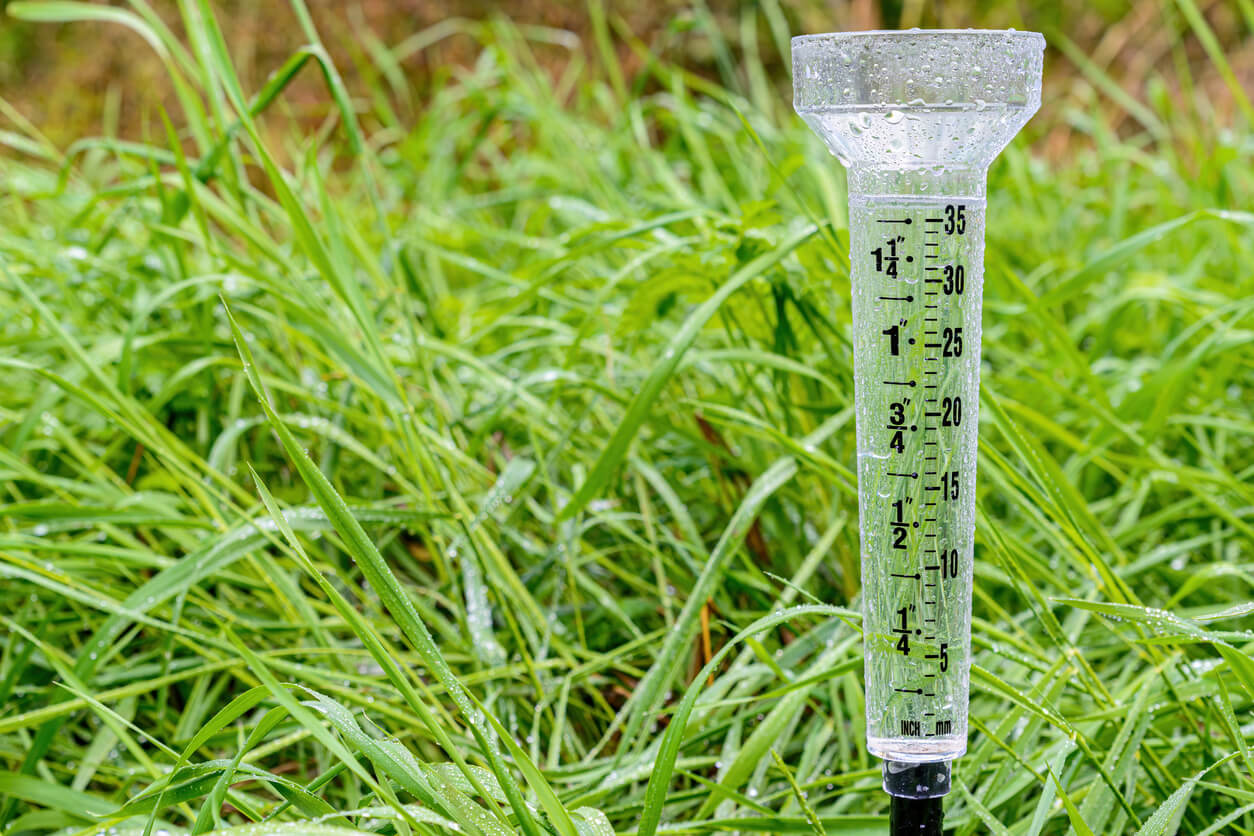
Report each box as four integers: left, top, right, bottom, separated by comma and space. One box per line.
792, 30, 1043, 774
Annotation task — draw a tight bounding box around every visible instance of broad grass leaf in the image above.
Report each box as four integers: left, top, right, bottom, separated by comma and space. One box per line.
558, 225, 818, 522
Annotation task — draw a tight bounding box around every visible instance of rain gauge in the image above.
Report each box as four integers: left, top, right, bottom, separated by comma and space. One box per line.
791, 30, 1044, 833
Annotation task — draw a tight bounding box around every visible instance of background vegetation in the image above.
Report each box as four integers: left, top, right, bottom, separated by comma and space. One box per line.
0, 1, 1252, 834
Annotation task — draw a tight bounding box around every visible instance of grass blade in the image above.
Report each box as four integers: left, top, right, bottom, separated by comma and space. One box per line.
558, 225, 818, 521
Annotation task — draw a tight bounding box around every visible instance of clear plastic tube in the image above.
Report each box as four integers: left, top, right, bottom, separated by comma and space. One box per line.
850, 184, 985, 764
792, 30, 1043, 788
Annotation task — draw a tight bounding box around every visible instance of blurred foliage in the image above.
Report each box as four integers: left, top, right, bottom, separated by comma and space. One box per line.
1, 0, 1251, 152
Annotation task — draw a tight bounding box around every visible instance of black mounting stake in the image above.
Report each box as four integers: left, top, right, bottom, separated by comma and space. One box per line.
890, 794, 943, 835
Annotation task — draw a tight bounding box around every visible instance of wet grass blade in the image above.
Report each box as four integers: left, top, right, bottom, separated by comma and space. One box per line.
559, 226, 818, 522
611, 455, 798, 759
226, 302, 554, 836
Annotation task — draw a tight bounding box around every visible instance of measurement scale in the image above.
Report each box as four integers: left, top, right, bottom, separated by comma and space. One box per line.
853, 194, 982, 766
792, 29, 1044, 833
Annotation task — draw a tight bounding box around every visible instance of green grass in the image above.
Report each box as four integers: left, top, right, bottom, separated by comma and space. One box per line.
1, 1, 1252, 834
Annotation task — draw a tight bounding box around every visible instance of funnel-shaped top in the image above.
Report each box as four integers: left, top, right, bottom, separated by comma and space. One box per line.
793, 30, 1044, 175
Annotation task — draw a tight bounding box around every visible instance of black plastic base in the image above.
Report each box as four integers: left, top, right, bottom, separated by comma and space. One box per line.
890, 793, 944, 835
882, 760, 951, 798
883, 761, 949, 835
